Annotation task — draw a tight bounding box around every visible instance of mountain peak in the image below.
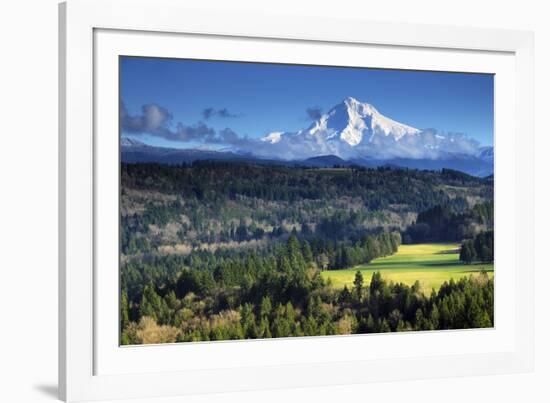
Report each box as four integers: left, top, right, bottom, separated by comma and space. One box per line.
121, 136, 146, 147
342, 96, 375, 112
253, 97, 486, 165
343, 96, 360, 105
305, 97, 419, 147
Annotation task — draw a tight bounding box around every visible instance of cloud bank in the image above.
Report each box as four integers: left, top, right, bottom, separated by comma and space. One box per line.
121, 101, 483, 161
121, 102, 251, 146
121, 102, 216, 142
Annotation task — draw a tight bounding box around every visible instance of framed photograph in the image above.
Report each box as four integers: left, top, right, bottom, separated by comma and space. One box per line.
59, 0, 534, 401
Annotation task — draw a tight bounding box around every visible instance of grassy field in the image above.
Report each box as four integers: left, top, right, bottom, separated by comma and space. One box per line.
321, 243, 493, 294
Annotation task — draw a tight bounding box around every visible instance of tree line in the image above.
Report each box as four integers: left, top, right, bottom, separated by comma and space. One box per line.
120, 163, 492, 259
122, 162, 492, 212
403, 201, 493, 244
122, 232, 402, 318
121, 233, 492, 344
459, 230, 494, 263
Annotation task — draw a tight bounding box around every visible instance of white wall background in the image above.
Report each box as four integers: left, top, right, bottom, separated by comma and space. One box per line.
0, 0, 547, 402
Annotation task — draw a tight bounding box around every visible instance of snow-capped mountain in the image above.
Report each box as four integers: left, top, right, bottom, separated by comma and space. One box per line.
121, 97, 493, 176
304, 96, 420, 146
254, 97, 483, 162
121, 137, 146, 147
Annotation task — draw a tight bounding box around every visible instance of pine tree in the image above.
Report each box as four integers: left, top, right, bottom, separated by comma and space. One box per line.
365, 236, 380, 262
302, 240, 314, 264
260, 296, 272, 319
460, 240, 476, 264
121, 291, 130, 332
287, 234, 301, 258
389, 309, 402, 331
353, 271, 364, 301
258, 317, 272, 338
379, 319, 391, 333
240, 303, 257, 338
272, 304, 292, 338
370, 271, 383, 295
430, 305, 440, 329
366, 314, 375, 332
340, 285, 352, 303
139, 284, 164, 322
303, 315, 318, 336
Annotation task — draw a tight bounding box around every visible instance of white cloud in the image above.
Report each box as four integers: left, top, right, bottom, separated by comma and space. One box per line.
121, 101, 483, 162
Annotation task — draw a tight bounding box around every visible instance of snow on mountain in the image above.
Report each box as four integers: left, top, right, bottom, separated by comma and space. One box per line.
121, 136, 146, 147
304, 96, 420, 146
255, 97, 482, 161
121, 97, 492, 176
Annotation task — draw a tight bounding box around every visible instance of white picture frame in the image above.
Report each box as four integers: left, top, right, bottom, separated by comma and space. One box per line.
59, 0, 534, 401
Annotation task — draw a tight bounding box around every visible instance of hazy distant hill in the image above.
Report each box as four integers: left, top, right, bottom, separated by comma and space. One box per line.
122, 140, 492, 176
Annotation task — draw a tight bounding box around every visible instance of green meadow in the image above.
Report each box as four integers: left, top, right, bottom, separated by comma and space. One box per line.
321, 243, 494, 294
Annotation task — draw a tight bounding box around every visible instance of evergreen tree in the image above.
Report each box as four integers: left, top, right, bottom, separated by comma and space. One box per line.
121, 291, 130, 332
258, 317, 272, 338
260, 296, 272, 319
366, 314, 375, 332
139, 284, 165, 322
366, 236, 380, 262
240, 303, 257, 338
302, 240, 314, 264
302, 315, 318, 336
460, 240, 476, 264
415, 308, 425, 330
379, 319, 391, 332
353, 271, 364, 301
370, 272, 383, 295
430, 305, 440, 329
272, 304, 292, 337
340, 285, 352, 303
287, 234, 301, 258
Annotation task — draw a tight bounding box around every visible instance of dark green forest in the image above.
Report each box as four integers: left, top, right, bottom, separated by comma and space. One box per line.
120, 162, 494, 344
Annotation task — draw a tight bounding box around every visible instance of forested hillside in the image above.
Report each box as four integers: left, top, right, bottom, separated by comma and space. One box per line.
120, 162, 494, 344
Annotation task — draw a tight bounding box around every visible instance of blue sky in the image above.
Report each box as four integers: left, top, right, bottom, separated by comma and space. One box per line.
120, 56, 494, 147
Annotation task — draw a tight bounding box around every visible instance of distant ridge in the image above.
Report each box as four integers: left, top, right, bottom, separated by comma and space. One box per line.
301, 155, 353, 167
121, 139, 492, 176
